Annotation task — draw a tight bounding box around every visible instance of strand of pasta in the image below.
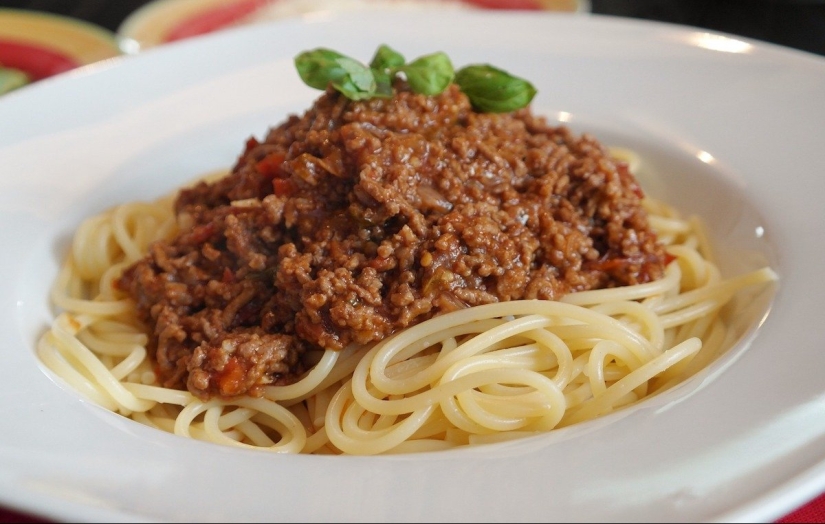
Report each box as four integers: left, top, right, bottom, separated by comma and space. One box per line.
560, 337, 702, 426
173, 397, 307, 453
35, 187, 778, 454
45, 313, 155, 413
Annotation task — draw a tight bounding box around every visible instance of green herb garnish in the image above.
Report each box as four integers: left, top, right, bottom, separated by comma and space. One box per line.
294, 48, 377, 100
400, 51, 455, 96
454, 64, 538, 113
369, 44, 405, 97
293, 44, 536, 113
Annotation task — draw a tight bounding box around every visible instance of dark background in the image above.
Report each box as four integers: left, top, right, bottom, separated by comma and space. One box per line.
592, 0, 825, 56
1, 1, 824, 523
0, 0, 824, 56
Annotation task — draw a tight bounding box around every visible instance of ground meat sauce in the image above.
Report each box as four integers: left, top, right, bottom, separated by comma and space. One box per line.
116, 82, 667, 401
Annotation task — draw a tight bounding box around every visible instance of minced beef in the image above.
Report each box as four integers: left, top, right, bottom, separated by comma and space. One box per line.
116, 82, 667, 401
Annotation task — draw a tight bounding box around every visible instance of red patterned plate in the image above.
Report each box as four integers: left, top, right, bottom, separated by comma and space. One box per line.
0, 8, 121, 93
117, 0, 585, 51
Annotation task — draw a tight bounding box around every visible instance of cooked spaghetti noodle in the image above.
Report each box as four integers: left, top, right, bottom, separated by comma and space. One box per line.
37, 164, 777, 455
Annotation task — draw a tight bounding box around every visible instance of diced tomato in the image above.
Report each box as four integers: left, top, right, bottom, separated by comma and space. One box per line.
221, 267, 234, 283
215, 356, 246, 397
272, 178, 297, 197
184, 223, 215, 244
243, 136, 260, 155
588, 257, 625, 273
255, 152, 286, 179
589, 251, 676, 281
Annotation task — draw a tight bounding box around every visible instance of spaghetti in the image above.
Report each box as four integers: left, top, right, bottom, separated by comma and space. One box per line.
37, 169, 777, 455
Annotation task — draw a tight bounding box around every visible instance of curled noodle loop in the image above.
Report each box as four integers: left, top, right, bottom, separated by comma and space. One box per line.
36, 186, 777, 454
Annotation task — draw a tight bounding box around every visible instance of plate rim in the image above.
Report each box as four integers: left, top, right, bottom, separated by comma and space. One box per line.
1, 10, 824, 523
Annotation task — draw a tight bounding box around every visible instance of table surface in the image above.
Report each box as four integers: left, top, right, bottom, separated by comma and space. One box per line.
2, 0, 825, 522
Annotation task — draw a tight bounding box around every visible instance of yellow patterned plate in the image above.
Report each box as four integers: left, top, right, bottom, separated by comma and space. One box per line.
0, 8, 121, 93
117, 0, 585, 51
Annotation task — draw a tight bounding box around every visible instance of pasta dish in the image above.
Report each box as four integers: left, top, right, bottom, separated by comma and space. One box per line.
36, 47, 777, 455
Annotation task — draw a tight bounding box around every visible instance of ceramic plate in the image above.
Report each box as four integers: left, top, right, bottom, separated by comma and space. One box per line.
0, 8, 121, 92
1, 10, 824, 523
116, 0, 585, 51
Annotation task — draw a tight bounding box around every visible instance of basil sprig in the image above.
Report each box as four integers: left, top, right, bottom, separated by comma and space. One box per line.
294, 48, 377, 100
294, 44, 537, 113
454, 64, 537, 113
369, 44, 405, 97
402, 52, 455, 96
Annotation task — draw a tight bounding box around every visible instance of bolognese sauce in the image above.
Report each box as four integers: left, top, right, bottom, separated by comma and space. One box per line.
116, 82, 667, 400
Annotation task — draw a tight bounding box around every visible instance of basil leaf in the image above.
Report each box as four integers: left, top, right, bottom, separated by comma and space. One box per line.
332, 57, 377, 100
370, 44, 405, 72
294, 49, 378, 100
294, 47, 539, 111
455, 64, 537, 113
294, 48, 350, 90
370, 44, 405, 97
372, 69, 395, 98
401, 52, 454, 96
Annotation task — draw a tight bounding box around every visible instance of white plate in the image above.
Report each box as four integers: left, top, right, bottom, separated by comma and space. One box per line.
0, 9, 823, 523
